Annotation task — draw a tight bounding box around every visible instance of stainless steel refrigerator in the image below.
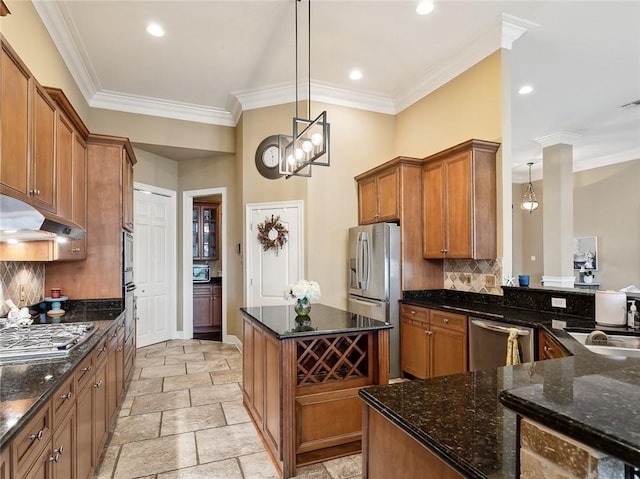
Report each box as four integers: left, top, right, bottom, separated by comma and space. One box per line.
347, 223, 401, 378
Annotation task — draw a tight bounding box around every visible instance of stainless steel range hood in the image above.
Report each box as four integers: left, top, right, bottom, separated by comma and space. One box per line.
0, 195, 85, 241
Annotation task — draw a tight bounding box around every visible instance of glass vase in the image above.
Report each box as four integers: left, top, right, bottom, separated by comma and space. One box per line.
294, 298, 311, 316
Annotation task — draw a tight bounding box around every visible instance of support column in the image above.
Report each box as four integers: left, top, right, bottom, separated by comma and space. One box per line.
536, 132, 581, 288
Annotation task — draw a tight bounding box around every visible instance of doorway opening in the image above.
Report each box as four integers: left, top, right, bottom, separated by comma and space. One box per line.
182, 187, 227, 342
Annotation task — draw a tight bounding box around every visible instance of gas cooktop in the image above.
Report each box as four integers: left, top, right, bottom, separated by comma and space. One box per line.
0, 322, 96, 361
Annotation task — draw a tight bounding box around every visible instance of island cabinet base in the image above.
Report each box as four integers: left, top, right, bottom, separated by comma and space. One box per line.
242, 310, 390, 479
362, 406, 464, 479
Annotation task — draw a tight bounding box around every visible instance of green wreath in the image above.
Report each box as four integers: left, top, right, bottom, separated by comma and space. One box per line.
257, 215, 289, 254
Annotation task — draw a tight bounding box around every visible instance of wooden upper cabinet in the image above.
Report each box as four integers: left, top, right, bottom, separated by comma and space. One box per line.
55, 111, 74, 220
356, 157, 443, 291
122, 150, 134, 232
357, 166, 399, 224
422, 139, 500, 260
193, 202, 219, 260
31, 83, 57, 213
1, 39, 31, 202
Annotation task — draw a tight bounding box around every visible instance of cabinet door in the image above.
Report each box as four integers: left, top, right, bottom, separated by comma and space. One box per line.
538, 330, 569, 360
1, 40, 30, 201
51, 407, 75, 479
72, 134, 87, 229
0, 446, 10, 479
55, 111, 74, 220
357, 175, 378, 224
444, 153, 472, 258
93, 360, 108, 461
201, 205, 218, 259
122, 151, 134, 232
32, 84, 57, 213
400, 317, 429, 379
75, 383, 94, 479
242, 318, 255, 407
422, 162, 445, 258
376, 167, 399, 222
193, 285, 214, 328
430, 325, 467, 378
213, 284, 222, 328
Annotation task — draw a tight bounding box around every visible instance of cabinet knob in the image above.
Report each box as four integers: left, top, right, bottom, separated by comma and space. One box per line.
29, 430, 44, 441
543, 345, 552, 353
444, 318, 449, 324
82, 366, 92, 373
410, 310, 416, 315
426, 330, 433, 336
72, 247, 81, 253
60, 391, 72, 400
94, 380, 103, 389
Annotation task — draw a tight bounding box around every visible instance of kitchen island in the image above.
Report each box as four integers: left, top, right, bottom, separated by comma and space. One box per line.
240, 303, 392, 479
359, 288, 640, 478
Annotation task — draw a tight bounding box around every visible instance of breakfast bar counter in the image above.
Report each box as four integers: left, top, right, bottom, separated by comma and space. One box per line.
240, 304, 392, 479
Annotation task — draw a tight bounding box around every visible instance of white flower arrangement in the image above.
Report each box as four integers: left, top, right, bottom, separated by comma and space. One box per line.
284, 280, 321, 302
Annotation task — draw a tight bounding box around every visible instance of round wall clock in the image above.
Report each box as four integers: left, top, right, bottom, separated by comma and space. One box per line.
255, 135, 283, 179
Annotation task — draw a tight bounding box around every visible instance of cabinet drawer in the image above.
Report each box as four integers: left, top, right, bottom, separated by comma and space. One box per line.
430, 310, 467, 333
75, 352, 94, 392
94, 336, 109, 367
52, 374, 75, 429
400, 304, 429, 323
12, 401, 52, 478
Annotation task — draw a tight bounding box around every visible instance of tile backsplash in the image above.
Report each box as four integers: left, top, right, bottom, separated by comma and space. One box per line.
444, 258, 503, 295
0, 261, 45, 316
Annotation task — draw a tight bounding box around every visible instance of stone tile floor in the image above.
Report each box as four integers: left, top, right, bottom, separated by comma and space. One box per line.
95, 339, 362, 479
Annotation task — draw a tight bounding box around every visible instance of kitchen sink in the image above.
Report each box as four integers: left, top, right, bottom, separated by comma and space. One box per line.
568, 331, 640, 358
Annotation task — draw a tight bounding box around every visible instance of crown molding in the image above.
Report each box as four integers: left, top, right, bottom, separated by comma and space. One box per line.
91, 91, 236, 127
501, 14, 539, 49
535, 131, 583, 148
32, 0, 100, 101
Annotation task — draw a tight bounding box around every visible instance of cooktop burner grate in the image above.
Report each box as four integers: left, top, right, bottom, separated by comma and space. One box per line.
0, 323, 96, 360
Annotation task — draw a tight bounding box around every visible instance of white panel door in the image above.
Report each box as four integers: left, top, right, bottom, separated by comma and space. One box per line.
135, 189, 174, 347
246, 201, 303, 307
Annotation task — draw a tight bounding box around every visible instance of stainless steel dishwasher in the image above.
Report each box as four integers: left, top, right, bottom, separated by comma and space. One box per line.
468, 317, 535, 371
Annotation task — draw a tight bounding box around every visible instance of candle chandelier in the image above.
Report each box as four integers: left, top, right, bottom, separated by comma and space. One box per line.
278, 0, 330, 179
520, 162, 539, 213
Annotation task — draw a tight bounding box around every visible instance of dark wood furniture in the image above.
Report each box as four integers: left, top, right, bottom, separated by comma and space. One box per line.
241, 304, 391, 479
400, 304, 467, 379
355, 157, 443, 291
193, 202, 219, 260
193, 280, 222, 341
422, 139, 500, 259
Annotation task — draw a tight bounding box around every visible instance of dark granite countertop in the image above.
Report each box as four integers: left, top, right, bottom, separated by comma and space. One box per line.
0, 308, 124, 449
240, 303, 392, 339
360, 289, 640, 477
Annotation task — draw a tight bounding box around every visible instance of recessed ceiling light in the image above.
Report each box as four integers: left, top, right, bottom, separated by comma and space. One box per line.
416, 1, 435, 15
6, 239, 19, 244
519, 85, 533, 95
146, 23, 165, 37
349, 69, 363, 81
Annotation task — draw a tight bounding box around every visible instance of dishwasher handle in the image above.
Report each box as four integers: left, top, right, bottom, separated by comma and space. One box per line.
470, 319, 530, 336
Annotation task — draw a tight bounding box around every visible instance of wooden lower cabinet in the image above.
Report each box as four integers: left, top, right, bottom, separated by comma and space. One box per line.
538, 329, 570, 360
362, 406, 463, 479
0, 447, 9, 479
2, 319, 131, 479
400, 305, 467, 379
193, 282, 222, 340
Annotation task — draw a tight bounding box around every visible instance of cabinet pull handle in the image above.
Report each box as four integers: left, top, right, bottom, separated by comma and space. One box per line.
444, 318, 450, 324
410, 310, 416, 315
543, 345, 552, 353
60, 392, 72, 400
94, 380, 103, 388
72, 247, 81, 253
29, 430, 43, 441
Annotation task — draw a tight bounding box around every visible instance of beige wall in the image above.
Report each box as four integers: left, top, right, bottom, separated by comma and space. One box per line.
514, 160, 640, 290
394, 50, 503, 158
133, 149, 179, 192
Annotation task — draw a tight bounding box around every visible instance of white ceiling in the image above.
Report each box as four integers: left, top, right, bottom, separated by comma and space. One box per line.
33, 0, 640, 181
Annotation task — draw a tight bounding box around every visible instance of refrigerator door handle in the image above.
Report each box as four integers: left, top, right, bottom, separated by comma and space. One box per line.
361, 232, 369, 290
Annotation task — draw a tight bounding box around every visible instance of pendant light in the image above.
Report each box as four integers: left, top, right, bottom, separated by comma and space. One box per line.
520, 162, 539, 213
278, 0, 330, 178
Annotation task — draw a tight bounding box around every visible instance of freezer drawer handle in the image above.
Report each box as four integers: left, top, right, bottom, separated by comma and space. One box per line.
349, 297, 382, 308
471, 319, 530, 336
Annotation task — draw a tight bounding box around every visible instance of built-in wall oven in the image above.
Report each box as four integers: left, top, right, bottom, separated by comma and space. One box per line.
123, 231, 136, 340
